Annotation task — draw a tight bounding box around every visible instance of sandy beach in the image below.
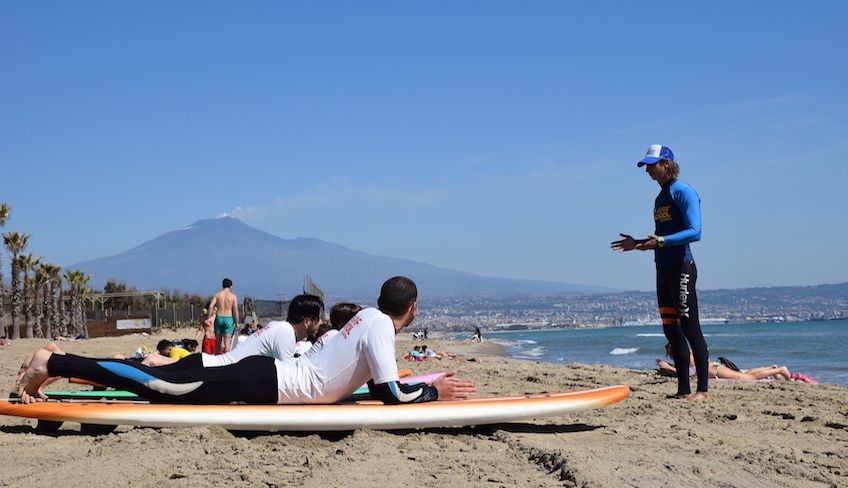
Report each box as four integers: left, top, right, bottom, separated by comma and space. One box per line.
0, 331, 845, 487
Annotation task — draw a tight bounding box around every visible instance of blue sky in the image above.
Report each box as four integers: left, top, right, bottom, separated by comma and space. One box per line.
2, 1, 846, 291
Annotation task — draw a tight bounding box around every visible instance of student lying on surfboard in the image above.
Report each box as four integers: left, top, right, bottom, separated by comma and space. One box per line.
14, 294, 326, 397
15, 276, 477, 405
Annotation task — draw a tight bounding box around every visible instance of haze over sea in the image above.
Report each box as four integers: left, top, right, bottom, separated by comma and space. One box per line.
479, 320, 848, 386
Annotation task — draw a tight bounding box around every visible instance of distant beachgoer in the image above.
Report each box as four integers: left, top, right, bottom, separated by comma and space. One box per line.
139, 340, 179, 367
196, 300, 217, 354
611, 144, 710, 401
15, 276, 476, 405
656, 344, 791, 381
181, 339, 199, 353
474, 327, 482, 343
165, 340, 191, 360
208, 278, 239, 354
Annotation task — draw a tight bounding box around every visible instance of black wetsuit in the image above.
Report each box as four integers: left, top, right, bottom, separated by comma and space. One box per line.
654, 179, 709, 396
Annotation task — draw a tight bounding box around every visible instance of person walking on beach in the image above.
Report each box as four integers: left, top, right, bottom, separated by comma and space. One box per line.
611, 145, 710, 401
208, 278, 239, 354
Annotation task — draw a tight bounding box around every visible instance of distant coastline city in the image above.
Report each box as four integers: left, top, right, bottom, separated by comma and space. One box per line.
412, 282, 848, 332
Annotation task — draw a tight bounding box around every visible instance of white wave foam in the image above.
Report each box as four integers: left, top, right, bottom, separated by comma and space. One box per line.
610, 347, 639, 355
516, 347, 545, 358
636, 333, 665, 337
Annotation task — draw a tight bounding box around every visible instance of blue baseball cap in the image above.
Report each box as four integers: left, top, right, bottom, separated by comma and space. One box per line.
637, 144, 674, 167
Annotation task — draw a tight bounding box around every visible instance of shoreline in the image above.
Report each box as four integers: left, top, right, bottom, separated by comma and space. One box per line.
1, 332, 846, 487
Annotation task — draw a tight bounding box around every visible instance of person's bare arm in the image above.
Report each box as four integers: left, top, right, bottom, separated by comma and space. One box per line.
207, 296, 218, 319
656, 359, 677, 376
232, 294, 240, 324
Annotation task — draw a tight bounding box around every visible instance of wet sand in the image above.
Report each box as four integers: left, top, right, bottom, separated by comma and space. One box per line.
0, 331, 845, 487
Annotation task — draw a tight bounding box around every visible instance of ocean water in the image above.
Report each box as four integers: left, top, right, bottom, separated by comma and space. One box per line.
481, 320, 848, 386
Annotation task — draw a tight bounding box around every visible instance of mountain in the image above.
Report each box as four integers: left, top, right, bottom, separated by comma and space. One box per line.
70, 217, 617, 299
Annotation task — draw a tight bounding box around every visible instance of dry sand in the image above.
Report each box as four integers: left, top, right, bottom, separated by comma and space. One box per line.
0, 330, 846, 487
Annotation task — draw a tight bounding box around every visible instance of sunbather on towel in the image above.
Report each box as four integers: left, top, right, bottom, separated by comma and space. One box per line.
656, 343, 791, 381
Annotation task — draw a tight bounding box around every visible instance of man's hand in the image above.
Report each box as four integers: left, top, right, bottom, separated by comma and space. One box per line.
611, 233, 657, 251
635, 234, 659, 250
433, 372, 476, 401
610, 233, 638, 252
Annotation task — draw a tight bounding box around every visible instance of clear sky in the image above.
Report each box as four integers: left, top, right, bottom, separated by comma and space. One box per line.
2, 2, 846, 291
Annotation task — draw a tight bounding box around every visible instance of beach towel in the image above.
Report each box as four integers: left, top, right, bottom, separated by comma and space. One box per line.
789, 373, 819, 384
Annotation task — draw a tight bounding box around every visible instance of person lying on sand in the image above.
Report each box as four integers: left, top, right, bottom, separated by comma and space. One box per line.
15, 277, 476, 406
656, 344, 791, 381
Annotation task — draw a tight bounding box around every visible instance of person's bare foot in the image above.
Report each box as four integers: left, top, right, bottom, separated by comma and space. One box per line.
686, 391, 710, 402
16, 347, 60, 403
15, 343, 65, 389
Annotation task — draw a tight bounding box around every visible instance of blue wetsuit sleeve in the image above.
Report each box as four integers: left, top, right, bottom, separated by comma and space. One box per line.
662, 183, 702, 246
367, 380, 439, 404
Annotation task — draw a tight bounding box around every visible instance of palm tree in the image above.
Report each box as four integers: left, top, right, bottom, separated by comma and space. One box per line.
18, 253, 41, 338
40, 263, 62, 339
0, 203, 9, 337
3, 231, 30, 339
64, 270, 91, 338
33, 267, 49, 338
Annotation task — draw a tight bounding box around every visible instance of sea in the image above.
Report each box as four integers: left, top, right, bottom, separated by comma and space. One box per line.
476, 320, 848, 386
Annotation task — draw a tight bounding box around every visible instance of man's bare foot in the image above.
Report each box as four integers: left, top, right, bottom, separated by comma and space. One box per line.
16, 347, 58, 403
15, 343, 65, 389
686, 391, 710, 402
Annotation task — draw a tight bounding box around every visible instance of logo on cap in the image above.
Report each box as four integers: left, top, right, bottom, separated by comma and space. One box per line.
637, 144, 674, 166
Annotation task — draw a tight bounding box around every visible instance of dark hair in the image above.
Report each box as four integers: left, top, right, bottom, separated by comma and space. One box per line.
222, 278, 233, 288
658, 159, 680, 178
377, 276, 418, 316
312, 323, 333, 343
329, 302, 363, 330
156, 339, 172, 353
286, 294, 324, 324
182, 339, 199, 351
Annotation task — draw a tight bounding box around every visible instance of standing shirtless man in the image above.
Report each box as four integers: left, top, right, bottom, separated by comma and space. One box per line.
208, 278, 239, 354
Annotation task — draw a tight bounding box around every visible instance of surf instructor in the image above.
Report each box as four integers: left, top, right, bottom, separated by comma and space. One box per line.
610, 144, 710, 401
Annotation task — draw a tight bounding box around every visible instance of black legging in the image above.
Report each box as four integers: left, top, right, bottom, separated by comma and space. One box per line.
657, 261, 709, 395
47, 353, 278, 404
